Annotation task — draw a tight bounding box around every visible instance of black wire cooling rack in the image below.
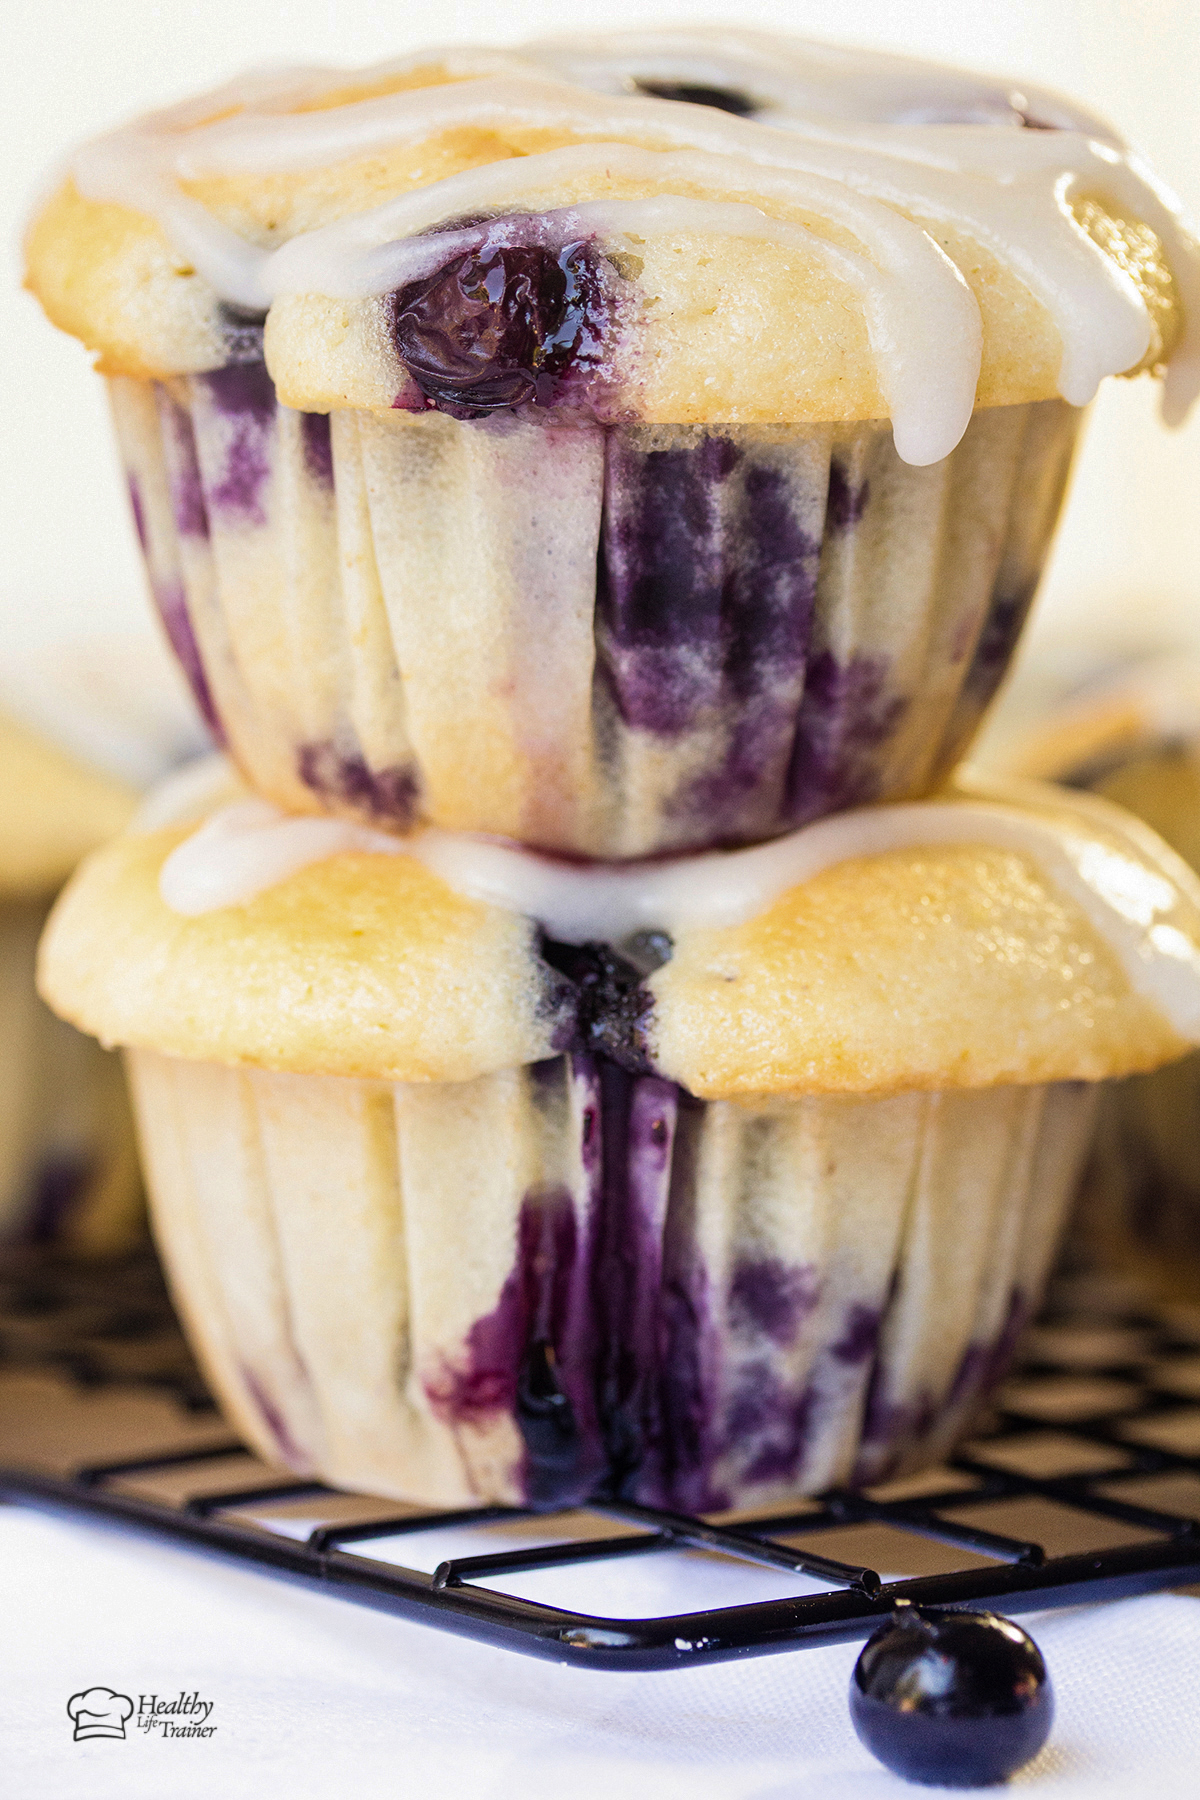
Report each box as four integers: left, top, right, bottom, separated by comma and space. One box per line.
2, 1248, 1199, 1671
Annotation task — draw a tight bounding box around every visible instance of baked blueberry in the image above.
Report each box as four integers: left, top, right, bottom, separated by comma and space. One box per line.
539, 937, 654, 1072
389, 235, 605, 416
849, 1602, 1053, 1787
633, 80, 759, 117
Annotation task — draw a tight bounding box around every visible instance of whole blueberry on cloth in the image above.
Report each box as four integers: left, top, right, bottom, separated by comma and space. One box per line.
849, 1602, 1053, 1787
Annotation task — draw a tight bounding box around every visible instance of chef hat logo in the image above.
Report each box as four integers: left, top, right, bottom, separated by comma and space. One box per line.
66, 1687, 135, 1741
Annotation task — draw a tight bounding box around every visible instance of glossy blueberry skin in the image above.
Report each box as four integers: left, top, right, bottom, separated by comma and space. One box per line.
389, 239, 604, 417
850, 1605, 1053, 1788
633, 80, 758, 116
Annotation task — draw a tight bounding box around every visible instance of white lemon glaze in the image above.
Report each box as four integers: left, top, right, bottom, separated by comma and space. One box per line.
152, 759, 1200, 1043
65, 30, 1200, 465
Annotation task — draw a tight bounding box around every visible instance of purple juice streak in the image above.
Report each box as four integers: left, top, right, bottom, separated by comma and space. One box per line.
158, 389, 210, 540
851, 1292, 1030, 1485
426, 1055, 725, 1509
651, 1089, 724, 1511
196, 361, 277, 526
785, 650, 907, 825
428, 1056, 1008, 1507
152, 580, 225, 743
664, 465, 824, 841
825, 459, 870, 533
958, 581, 1039, 709
426, 1183, 594, 1511
587, 1061, 677, 1495
126, 475, 148, 552
852, 1384, 940, 1486
946, 1289, 1029, 1411
240, 1366, 311, 1472
297, 742, 420, 829
728, 1257, 821, 1350
300, 411, 334, 488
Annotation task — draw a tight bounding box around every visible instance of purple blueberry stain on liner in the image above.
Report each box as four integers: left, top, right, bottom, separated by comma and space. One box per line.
595, 432, 743, 736
157, 389, 210, 541
595, 433, 821, 778
946, 1289, 1030, 1412
425, 1183, 597, 1508
785, 650, 907, 826
851, 1298, 1030, 1486
196, 361, 277, 527
299, 411, 334, 488
126, 476, 148, 552
830, 1301, 883, 1367
420, 1052, 1046, 1509
727, 1368, 819, 1488
958, 580, 1040, 709
728, 1257, 821, 1350
151, 580, 225, 743
296, 742, 420, 830
825, 459, 870, 532
240, 1366, 312, 1472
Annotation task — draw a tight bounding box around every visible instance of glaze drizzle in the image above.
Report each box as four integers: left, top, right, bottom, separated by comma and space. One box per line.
153, 761, 1200, 1041
66, 30, 1200, 466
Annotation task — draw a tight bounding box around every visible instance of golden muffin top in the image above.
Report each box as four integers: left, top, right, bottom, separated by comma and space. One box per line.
0, 714, 136, 900
25, 30, 1199, 464
38, 760, 1200, 1096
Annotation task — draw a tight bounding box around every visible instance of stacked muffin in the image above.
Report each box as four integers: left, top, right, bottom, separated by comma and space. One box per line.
26, 31, 1200, 1508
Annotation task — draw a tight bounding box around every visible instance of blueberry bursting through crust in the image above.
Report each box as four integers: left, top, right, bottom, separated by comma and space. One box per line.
388, 237, 607, 418
539, 936, 665, 1074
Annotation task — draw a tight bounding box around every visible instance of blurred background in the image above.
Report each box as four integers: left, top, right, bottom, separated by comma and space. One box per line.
2, 0, 1197, 726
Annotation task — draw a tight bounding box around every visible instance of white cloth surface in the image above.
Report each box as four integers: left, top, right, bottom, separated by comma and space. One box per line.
4, 1502, 1198, 1800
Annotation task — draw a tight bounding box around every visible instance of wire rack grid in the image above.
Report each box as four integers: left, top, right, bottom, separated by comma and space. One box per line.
2, 1251, 1199, 1672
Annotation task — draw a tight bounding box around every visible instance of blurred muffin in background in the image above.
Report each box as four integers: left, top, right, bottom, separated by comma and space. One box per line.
0, 710, 142, 1250
990, 652, 1200, 1289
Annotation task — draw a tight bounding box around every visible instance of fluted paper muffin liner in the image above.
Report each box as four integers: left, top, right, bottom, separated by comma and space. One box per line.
110, 366, 1080, 857
0, 900, 141, 1251
128, 1047, 1095, 1508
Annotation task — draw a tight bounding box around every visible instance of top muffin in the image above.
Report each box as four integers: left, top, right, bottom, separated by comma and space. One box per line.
26, 29, 1198, 462
23, 34, 1200, 858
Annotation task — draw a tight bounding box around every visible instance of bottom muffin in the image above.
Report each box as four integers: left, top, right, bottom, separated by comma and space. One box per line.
0, 714, 141, 1249
38, 763, 1200, 1504
127, 1049, 1094, 1507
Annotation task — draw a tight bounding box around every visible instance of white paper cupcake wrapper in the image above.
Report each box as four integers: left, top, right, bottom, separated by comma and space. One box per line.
128, 1048, 1095, 1508
110, 369, 1080, 856
0, 901, 142, 1251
